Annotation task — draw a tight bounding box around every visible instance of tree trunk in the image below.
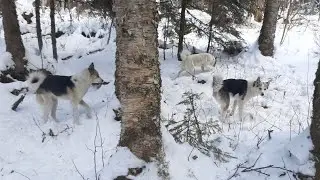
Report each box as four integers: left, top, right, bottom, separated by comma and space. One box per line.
206, 0, 216, 53
106, 17, 114, 45
311, 59, 320, 179
35, 0, 43, 54
258, 0, 279, 57
1, 0, 27, 81
64, 0, 68, 9
177, 0, 188, 61
50, 0, 58, 61
114, 0, 162, 162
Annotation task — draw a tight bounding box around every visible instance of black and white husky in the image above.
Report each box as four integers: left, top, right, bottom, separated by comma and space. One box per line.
212, 75, 270, 120
26, 63, 104, 125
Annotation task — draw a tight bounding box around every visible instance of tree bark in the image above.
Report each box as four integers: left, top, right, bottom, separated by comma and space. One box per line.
50, 0, 58, 60
35, 0, 43, 54
106, 17, 114, 45
1, 0, 27, 80
258, 0, 279, 57
177, 0, 188, 61
311, 59, 320, 179
206, 0, 216, 53
114, 0, 162, 162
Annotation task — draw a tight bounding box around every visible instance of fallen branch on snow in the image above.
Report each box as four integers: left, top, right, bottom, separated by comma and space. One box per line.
11, 95, 25, 111
61, 48, 105, 61
227, 154, 315, 179
11, 87, 28, 111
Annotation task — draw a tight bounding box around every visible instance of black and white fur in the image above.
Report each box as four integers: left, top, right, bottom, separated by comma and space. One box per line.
26, 63, 103, 125
212, 75, 270, 120
176, 50, 216, 78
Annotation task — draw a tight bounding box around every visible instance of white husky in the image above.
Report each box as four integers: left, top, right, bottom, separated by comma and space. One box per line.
26, 63, 104, 125
176, 50, 216, 78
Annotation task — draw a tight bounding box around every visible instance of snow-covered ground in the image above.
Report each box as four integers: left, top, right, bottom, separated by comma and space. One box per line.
0, 1, 318, 179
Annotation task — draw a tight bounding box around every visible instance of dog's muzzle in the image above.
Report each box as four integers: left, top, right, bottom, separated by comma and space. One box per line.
92, 83, 102, 90
261, 93, 264, 96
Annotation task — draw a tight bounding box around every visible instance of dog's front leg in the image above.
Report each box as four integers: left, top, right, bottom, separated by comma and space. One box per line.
219, 102, 229, 122
72, 103, 80, 125
229, 100, 238, 116
238, 101, 244, 121
42, 104, 51, 123
51, 98, 59, 122
42, 96, 52, 123
80, 100, 92, 119
176, 69, 184, 79
201, 65, 205, 72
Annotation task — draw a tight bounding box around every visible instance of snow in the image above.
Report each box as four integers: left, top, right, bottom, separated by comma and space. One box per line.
0, 52, 15, 71
0, 1, 317, 180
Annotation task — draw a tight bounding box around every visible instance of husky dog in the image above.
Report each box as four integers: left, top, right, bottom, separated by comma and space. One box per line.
176, 50, 216, 78
26, 63, 104, 125
212, 75, 270, 120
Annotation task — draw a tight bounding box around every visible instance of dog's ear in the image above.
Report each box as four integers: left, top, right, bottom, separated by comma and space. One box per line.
265, 79, 271, 88
88, 63, 95, 74
89, 63, 94, 70
253, 77, 261, 87
256, 77, 261, 83
266, 82, 270, 88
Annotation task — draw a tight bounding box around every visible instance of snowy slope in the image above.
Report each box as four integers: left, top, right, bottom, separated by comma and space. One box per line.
0, 1, 317, 179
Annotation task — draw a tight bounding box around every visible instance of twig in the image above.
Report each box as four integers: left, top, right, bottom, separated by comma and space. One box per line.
281, 157, 292, 180
12, 170, 31, 180
85, 112, 104, 180
240, 153, 262, 172
96, 116, 105, 167
226, 160, 248, 180
256, 135, 266, 149
242, 164, 273, 172
238, 163, 314, 179
72, 160, 86, 180
32, 118, 47, 143
268, 129, 273, 140
187, 146, 196, 161
59, 125, 73, 135
92, 81, 110, 86
93, 115, 99, 180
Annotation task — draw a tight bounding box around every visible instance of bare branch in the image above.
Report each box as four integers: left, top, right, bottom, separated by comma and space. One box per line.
72, 160, 86, 180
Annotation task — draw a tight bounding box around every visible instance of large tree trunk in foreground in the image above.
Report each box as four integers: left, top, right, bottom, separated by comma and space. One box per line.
177, 0, 188, 61
311, 59, 320, 179
258, 0, 279, 56
114, 0, 162, 162
1, 0, 27, 81
50, 0, 58, 60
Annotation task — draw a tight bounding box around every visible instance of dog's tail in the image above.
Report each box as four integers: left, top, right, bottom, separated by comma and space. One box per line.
25, 71, 47, 94
180, 49, 191, 61
212, 75, 224, 92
